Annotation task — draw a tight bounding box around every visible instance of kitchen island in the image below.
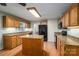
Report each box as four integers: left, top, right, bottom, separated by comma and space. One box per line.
20, 35, 44, 56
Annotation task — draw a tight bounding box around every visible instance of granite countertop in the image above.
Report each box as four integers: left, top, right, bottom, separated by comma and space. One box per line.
3, 32, 32, 36
20, 35, 44, 39
55, 32, 79, 46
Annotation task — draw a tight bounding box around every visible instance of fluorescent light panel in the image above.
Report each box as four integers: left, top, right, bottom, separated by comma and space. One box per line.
27, 7, 41, 18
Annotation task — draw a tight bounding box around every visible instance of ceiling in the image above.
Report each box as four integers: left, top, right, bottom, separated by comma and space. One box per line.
0, 3, 71, 21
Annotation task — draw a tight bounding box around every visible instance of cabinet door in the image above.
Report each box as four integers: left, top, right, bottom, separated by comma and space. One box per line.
14, 19, 20, 28
16, 36, 22, 46
6, 16, 14, 27
60, 40, 64, 56
3, 36, 12, 49
31, 39, 43, 56
22, 38, 33, 55
11, 36, 17, 48
57, 37, 61, 55
64, 11, 69, 27
70, 4, 77, 26
3, 16, 14, 27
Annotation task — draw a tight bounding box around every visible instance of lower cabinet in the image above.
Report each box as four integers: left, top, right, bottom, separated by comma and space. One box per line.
3, 36, 17, 49
60, 40, 64, 56
3, 35, 22, 50
57, 36, 64, 56
57, 35, 79, 56
64, 45, 79, 56
16, 35, 22, 46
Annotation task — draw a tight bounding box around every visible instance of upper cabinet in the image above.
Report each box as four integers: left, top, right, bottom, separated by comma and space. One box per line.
3, 16, 30, 28
61, 3, 79, 28
69, 4, 79, 26
25, 21, 30, 28
61, 11, 69, 28
64, 11, 69, 28
3, 16, 15, 27
14, 18, 20, 28
3, 16, 20, 28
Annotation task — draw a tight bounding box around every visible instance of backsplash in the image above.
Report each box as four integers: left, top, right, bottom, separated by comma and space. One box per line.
3, 28, 32, 34
3, 28, 17, 33
68, 28, 79, 38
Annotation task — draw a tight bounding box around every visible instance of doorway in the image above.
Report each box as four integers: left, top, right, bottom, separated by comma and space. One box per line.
39, 25, 48, 41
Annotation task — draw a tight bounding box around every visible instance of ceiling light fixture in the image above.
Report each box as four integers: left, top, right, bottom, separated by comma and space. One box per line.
27, 7, 41, 18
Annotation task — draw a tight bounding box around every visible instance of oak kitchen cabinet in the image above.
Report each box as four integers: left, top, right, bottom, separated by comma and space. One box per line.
61, 3, 79, 28
21, 35, 43, 56
3, 35, 22, 50
3, 16, 15, 27
57, 35, 64, 56
64, 11, 70, 27
14, 18, 20, 28
69, 4, 79, 26
61, 11, 69, 28
57, 36, 61, 55
3, 35, 17, 49
56, 33, 79, 56
3, 16, 30, 28
3, 16, 20, 28
16, 35, 22, 46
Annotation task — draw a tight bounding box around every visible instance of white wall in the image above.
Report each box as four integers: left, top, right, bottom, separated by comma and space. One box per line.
0, 12, 6, 50
48, 19, 59, 42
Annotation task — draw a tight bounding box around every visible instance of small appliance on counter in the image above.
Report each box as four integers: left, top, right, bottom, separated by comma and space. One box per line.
58, 21, 62, 29
61, 28, 67, 36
